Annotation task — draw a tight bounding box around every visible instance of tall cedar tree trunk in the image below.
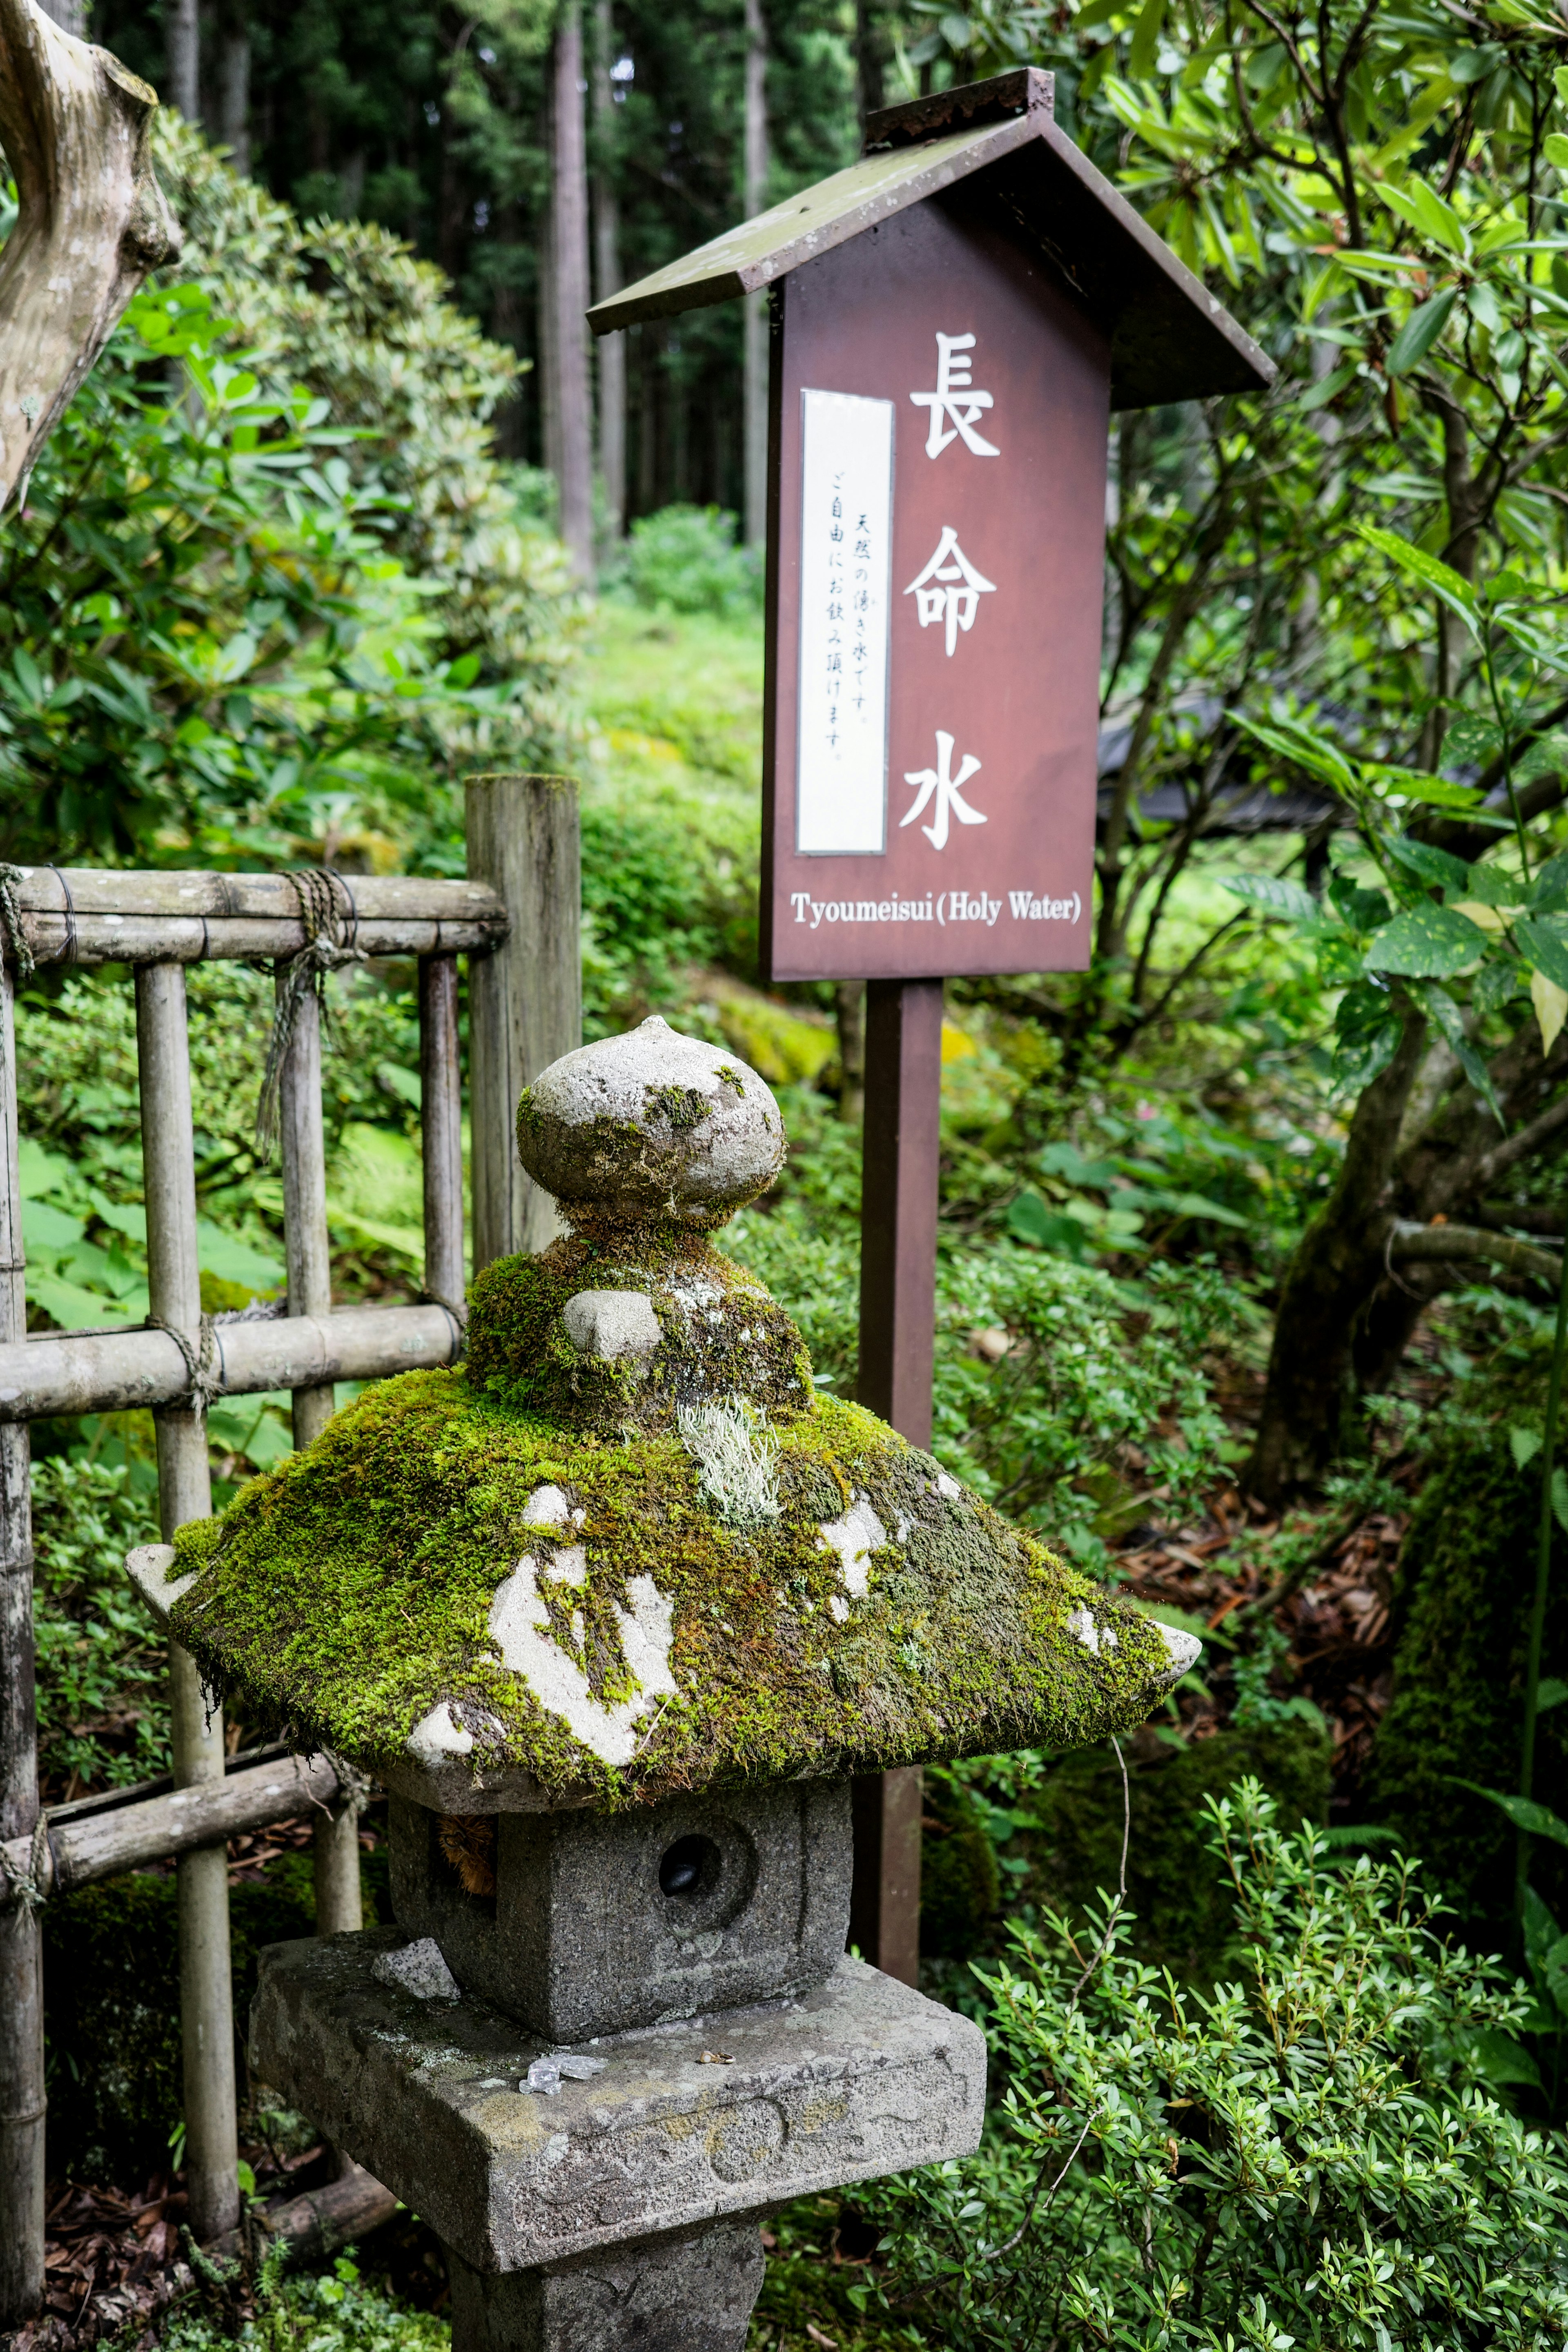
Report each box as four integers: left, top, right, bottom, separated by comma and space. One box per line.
165, 0, 197, 118
854, 0, 885, 130
592, 0, 625, 534
742, 0, 768, 546
218, 0, 249, 172
548, 0, 595, 582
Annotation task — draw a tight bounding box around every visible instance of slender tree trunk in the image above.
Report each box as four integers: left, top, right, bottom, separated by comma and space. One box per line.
165, 0, 198, 119
218, 4, 249, 174
853, 0, 884, 134
0, 0, 182, 514
1246, 1007, 1429, 1503
548, 0, 595, 582
492, 203, 528, 461
742, 0, 768, 547
592, 0, 626, 537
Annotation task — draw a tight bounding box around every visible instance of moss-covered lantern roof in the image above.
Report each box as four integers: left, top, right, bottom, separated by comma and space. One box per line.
130, 1017, 1197, 1813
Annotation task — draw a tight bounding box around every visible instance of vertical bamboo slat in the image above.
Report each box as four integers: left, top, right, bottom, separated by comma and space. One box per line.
136, 962, 240, 2246
0, 949, 44, 2325
274, 971, 362, 1935
419, 955, 465, 1313
278, 978, 335, 1449
466, 775, 582, 1273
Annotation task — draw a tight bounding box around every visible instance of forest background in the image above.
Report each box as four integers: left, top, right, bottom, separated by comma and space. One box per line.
10, 0, 1568, 2341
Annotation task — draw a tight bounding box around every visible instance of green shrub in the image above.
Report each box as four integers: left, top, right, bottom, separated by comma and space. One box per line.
166, 2252, 447, 2352
866, 1782, 1568, 2351
618, 505, 763, 618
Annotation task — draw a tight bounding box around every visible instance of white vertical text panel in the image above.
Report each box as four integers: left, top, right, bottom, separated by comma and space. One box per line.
796, 389, 895, 856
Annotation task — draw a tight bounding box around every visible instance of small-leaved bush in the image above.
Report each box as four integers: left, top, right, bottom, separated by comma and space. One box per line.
863, 1782, 1568, 2351
616, 504, 763, 618
166, 2252, 446, 2352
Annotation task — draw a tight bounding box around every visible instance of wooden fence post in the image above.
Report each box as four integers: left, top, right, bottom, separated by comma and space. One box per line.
0, 948, 44, 2326
420, 955, 465, 1314
466, 776, 583, 1274
137, 962, 240, 2245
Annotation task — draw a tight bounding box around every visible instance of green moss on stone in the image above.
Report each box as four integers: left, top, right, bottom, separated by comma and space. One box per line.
466, 1235, 813, 1434
168, 1361, 1174, 1811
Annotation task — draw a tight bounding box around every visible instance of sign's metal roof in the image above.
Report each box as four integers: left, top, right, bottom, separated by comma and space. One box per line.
588, 80, 1274, 412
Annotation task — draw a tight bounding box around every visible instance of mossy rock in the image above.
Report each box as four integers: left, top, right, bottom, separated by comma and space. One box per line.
1367, 1345, 1568, 1936
920, 1771, 1000, 1958
168, 1361, 1180, 1810
1020, 1721, 1332, 1984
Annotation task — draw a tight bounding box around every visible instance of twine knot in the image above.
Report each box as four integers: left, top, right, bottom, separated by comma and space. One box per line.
255, 869, 366, 1156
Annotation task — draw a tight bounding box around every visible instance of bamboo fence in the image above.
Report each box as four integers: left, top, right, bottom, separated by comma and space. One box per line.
0, 774, 582, 2325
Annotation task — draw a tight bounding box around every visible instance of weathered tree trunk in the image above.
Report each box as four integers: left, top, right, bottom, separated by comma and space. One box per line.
592, 0, 625, 535
548, 0, 595, 582
164, 0, 198, 119
853, 0, 885, 131
0, 0, 181, 515
742, 0, 768, 547
1246, 1007, 1428, 1503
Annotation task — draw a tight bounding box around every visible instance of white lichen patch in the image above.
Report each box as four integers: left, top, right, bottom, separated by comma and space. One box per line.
521, 1486, 572, 1529
407, 1701, 475, 1766
543, 1545, 588, 1588
677, 1396, 782, 1527
934, 1472, 963, 1501
487, 1555, 677, 1766
1066, 1605, 1100, 1655
817, 1497, 887, 1601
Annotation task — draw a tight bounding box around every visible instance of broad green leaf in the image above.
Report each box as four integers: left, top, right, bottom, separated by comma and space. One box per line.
1356, 525, 1479, 634
1531, 968, 1568, 1056
1416, 981, 1503, 1123
1453, 1781, 1568, 1846
1364, 904, 1487, 976
1299, 362, 1357, 412
1387, 285, 1460, 374
1379, 180, 1467, 255
1471, 2029, 1543, 2090
1236, 711, 1357, 793
1545, 133, 1568, 170
1220, 873, 1318, 922
1127, 0, 1167, 80
1530, 851, 1568, 913
1538, 1678, 1568, 1713
1512, 1426, 1545, 1469
1385, 835, 1470, 892
1514, 915, 1568, 991
1363, 765, 1483, 809
1006, 1189, 1091, 1260
20, 1200, 85, 1254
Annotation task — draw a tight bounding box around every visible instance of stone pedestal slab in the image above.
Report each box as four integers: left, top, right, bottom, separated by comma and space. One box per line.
445, 2223, 765, 2352
251, 1930, 985, 2272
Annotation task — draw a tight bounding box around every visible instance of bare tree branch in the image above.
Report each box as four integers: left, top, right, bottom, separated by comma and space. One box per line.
0, 0, 181, 513
1389, 1218, 1561, 1285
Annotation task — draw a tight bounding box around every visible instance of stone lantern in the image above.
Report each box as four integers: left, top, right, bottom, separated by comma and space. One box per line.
131, 1016, 1196, 2352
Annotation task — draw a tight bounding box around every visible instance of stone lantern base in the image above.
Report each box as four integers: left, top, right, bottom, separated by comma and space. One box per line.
252, 1930, 985, 2349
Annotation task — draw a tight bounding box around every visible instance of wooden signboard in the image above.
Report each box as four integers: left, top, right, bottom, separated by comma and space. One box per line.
591, 67, 1272, 1986
764, 193, 1106, 984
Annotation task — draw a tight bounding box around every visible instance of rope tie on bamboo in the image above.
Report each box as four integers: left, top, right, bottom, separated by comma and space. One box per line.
255, 868, 367, 1155
0, 864, 36, 982
1, 1816, 52, 1912
147, 1314, 223, 1415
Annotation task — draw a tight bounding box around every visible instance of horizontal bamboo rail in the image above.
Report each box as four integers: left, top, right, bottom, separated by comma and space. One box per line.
9, 864, 508, 967
0, 1303, 461, 1421
0, 1751, 343, 1901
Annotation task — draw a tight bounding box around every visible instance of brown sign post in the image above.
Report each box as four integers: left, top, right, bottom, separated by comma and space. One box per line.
591, 67, 1272, 1982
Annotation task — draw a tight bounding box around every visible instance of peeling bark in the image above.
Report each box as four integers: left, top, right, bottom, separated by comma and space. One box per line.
0, 0, 180, 514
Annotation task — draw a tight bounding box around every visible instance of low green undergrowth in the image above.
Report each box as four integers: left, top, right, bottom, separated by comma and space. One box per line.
862, 1782, 1568, 2351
